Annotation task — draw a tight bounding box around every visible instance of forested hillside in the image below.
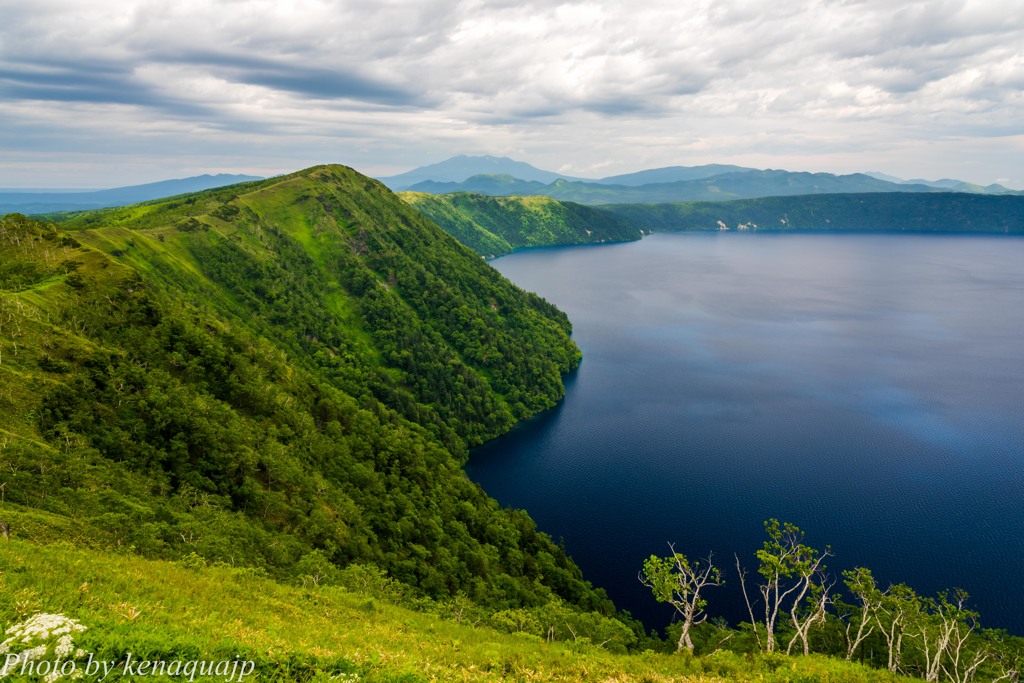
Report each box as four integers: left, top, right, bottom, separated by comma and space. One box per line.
0, 166, 620, 624
399, 192, 642, 257
605, 192, 1024, 233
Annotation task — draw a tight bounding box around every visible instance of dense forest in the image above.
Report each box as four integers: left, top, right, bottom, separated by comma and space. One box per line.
604, 193, 1024, 234
0, 166, 631, 642
399, 192, 642, 257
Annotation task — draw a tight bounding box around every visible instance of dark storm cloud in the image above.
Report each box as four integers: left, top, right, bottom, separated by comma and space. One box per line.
0, 59, 214, 116
164, 51, 424, 106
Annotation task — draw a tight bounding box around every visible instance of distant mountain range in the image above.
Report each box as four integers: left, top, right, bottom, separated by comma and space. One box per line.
864, 172, 1019, 195
402, 170, 952, 205
592, 164, 755, 186
379, 156, 1022, 205
0, 174, 264, 214
6, 156, 1020, 218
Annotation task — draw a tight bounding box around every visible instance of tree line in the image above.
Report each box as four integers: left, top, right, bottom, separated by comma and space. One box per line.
641, 520, 1022, 683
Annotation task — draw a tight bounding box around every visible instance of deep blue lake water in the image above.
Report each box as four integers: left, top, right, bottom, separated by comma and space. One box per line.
465, 232, 1024, 635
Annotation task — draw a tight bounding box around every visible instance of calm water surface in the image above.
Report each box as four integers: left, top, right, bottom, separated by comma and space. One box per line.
466, 233, 1024, 633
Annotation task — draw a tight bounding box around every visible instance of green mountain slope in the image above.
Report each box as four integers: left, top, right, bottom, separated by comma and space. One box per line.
604, 192, 1024, 233
399, 192, 642, 257
0, 165, 615, 620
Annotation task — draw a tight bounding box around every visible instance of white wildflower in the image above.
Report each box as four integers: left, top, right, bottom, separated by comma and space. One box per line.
54, 634, 74, 658
0, 614, 89, 681
20, 644, 47, 661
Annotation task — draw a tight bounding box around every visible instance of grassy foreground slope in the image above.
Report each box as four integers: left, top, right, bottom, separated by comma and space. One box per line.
0, 538, 915, 683
399, 193, 642, 257
0, 165, 614, 619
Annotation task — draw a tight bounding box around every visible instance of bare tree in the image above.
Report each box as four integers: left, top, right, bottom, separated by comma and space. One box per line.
843, 566, 882, 661
877, 582, 920, 674
639, 544, 722, 653
788, 573, 835, 655
914, 590, 987, 683
736, 555, 763, 651
737, 519, 831, 653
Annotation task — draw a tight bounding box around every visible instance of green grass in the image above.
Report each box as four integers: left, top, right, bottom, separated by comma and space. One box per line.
0, 538, 917, 682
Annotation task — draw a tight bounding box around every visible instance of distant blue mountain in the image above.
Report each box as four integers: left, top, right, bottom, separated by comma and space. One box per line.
391, 156, 1021, 203
864, 172, 1019, 195
594, 164, 756, 186
406, 174, 551, 196
0, 173, 264, 214
377, 155, 586, 189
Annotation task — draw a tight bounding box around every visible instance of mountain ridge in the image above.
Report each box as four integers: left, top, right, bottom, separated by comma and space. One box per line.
0, 173, 265, 214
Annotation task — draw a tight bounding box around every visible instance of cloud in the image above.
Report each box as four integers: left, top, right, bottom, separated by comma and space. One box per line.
0, 58, 216, 118
159, 51, 424, 106
0, 0, 1021, 187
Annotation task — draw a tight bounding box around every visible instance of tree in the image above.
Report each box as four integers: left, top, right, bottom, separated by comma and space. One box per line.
843, 566, 882, 661
876, 582, 921, 674
639, 544, 722, 653
736, 519, 832, 654
914, 589, 987, 683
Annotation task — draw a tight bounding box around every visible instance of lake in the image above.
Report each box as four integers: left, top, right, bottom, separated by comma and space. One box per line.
465, 232, 1024, 634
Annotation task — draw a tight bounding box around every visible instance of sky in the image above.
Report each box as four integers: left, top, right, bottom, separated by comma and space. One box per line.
1, 0, 1022, 188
